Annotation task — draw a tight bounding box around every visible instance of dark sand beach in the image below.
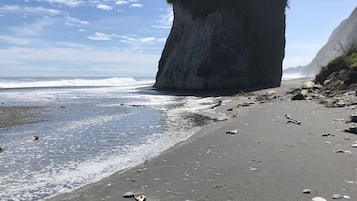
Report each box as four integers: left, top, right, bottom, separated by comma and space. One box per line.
44, 79, 357, 201
0, 106, 48, 131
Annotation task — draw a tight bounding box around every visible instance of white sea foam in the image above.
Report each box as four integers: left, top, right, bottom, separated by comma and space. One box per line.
0, 77, 154, 89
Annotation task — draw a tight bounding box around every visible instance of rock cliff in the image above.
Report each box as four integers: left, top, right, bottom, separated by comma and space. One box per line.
154, 0, 287, 91
303, 7, 357, 76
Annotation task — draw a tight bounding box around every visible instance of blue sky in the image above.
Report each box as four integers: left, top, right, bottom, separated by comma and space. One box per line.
0, 0, 356, 77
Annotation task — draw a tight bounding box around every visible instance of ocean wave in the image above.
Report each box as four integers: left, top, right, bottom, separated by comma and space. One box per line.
0, 77, 154, 89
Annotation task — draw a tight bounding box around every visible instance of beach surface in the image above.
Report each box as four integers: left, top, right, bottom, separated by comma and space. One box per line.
44, 79, 357, 201
0, 106, 48, 131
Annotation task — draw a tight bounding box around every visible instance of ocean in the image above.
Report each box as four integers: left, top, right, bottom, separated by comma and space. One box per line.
0, 77, 217, 201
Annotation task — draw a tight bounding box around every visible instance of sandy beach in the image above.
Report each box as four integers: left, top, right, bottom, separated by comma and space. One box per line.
44, 79, 357, 201
0, 106, 48, 131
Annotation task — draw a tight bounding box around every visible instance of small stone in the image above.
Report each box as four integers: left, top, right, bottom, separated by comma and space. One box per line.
332, 194, 343, 199
291, 93, 306, 101
60, 105, 66, 109
137, 169, 143, 173
344, 127, 357, 134
349, 113, 357, 123
0, 146, 3, 153
312, 197, 327, 201
336, 150, 345, 153
226, 129, 238, 135
352, 144, 357, 148
32, 135, 39, 141
134, 195, 146, 201
322, 133, 334, 137
249, 167, 257, 171
325, 141, 332, 144
123, 192, 135, 198
302, 189, 311, 194
343, 195, 351, 199
301, 81, 316, 89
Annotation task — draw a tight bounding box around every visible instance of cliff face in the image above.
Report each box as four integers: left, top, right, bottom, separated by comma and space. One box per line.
154, 0, 287, 90
303, 7, 357, 76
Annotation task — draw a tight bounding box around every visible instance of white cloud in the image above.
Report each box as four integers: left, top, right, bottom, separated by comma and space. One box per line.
119, 35, 137, 43
9, 17, 55, 36
153, 7, 173, 29
97, 4, 113, 11
64, 16, 89, 26
88, 32, 113, 40
38, 0, 83, 7
116, 0, 129, 5
0, 46, 160, 76
119, 35, 166, 45
0, 35, 35, 45
130, 3, 143, 8
140, 37, 156, 43
0, 5, 61, 16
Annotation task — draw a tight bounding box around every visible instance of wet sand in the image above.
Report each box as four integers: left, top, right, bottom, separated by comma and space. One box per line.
43, 80, 357, 200
0, 106, 48, 130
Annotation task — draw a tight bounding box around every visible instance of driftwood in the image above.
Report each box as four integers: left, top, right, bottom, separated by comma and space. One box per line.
285, 114, 301, 125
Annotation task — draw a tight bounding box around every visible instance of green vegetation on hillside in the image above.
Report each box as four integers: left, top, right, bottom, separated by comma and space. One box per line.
315, 46, 357, 89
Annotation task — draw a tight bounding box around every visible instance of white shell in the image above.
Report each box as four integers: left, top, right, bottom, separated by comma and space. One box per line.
332, 194, 343, 199
123, 192, 134, 198
135, 195, 146, 201
312, 197, 327, 201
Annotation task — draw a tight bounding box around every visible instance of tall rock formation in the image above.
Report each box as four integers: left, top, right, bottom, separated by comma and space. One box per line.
154, 0, 287, 90
303, 7, 357, 76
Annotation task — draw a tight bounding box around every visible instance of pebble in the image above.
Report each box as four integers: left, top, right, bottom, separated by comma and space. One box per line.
343, 195, 351, 199
249, 167, 257, 171
32, 135, 39, 141
344, 127, 357, 134
336, 150, 345, 153
123, 192, 135, 198
134, 195, 146, 201
349, 113, 357, 123
312, 197, 327, 201
322, 133, 334, 137
0, 146, 3, 153
352, 144, 357, 148
302, 189, 311, 194
332, 194, 343, 199
226, 129, 238, 135
291, 93, 306, 101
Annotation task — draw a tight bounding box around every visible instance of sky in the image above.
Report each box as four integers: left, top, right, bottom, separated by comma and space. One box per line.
0, 0, 356, 77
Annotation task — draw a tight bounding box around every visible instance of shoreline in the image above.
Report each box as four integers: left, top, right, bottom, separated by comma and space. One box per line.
46, 79, 357, 201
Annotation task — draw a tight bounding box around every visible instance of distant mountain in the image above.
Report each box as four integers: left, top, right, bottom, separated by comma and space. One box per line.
284, 66, 304, 74
303, 7, 357, 76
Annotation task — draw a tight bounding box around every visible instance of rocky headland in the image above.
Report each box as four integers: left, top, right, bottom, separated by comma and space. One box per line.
154, 0, 287, 90
303, 7, 357, 76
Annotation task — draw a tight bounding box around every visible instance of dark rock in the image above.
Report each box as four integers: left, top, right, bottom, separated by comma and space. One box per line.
155, 0, 287, 90
291, 93, 305, 101
344, 127, 357, 134
322, 133, 335, 137
32, 135, 39, 141
0, 146, 3, 153
348, 113, 357, 123
302, 189, 311, 194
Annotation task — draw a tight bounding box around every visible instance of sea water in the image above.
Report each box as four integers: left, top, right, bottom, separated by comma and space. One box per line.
0, 77, 216, 201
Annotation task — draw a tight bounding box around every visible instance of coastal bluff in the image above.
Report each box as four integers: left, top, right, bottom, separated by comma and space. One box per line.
154, 0, 287, 90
